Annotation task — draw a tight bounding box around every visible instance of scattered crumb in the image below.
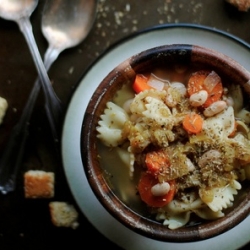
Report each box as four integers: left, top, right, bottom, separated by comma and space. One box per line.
68, 66, 74, 74
24, 170, 54, 198
49, 201, 79, 229
125, 3, 130, 12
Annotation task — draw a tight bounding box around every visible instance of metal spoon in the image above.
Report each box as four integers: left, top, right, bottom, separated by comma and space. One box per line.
0, 0, 63, 141
0, 0, 98, 194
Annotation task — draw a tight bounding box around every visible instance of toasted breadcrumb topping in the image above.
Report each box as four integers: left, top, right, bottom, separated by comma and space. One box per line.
226, 0, 250, 11
24, 170, 54, 198
49, 202, 79, 229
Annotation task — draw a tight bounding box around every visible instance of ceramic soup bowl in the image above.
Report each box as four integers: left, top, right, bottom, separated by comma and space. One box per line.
81, 44, 250, 242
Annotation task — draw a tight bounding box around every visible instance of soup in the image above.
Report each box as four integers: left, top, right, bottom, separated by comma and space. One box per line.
96, 64, 250, 229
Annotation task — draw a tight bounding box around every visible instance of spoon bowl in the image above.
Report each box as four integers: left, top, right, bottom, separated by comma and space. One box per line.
41, 0, 98, 70
0, 0, 37, 20
42, 0, 97, 52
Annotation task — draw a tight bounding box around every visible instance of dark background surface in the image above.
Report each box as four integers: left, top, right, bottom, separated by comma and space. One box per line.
0, 0, 250, 249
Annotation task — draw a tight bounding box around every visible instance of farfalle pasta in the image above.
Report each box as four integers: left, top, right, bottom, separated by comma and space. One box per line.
96, 67, 250, 229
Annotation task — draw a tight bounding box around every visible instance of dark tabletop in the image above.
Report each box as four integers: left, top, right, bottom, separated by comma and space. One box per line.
0, 0, 250, 249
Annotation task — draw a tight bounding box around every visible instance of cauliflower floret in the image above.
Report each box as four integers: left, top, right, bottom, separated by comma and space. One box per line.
126, 122, 151, 153
130, 89, 167, 115
97, 102, 129, 147
165, 85, 183, 108
142, 96, 173, 128
126, 89, 180, 152
230, 133, 250, 164
0, 96, 8, 124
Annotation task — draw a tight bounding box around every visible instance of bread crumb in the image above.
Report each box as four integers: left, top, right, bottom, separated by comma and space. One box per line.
0, 96, 8, 124
24, 170, 54, 198
49, 202, 79, 229
226, 0, 250, 11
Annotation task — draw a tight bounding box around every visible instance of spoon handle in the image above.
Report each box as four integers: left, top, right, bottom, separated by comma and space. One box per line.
0, 44, 61, 194
0, 19, 63, 193
17, 16, 63, 142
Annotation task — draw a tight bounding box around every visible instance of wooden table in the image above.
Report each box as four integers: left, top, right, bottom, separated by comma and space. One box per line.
0, 0, 250, 249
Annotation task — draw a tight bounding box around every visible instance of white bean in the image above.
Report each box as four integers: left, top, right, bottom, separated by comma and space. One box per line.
203, 100, 227, 117
189, 90, 208, 107
171, 82, 187, 96
151, 182, 170, 196
198, 150, 222, 168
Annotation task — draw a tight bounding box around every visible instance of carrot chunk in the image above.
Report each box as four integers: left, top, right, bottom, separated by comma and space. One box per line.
187, 70, 209, 96
137, 172, 176, 208
183, 112, 204, 134
145, 150, 170, 176
132, 74, 152, 93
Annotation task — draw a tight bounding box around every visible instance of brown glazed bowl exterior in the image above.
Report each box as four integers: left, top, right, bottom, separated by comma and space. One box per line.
81, 44, 250, 242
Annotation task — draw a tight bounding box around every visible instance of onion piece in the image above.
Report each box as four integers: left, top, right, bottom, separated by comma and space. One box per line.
203, 71, 221, 92
147, 73, 170, 91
